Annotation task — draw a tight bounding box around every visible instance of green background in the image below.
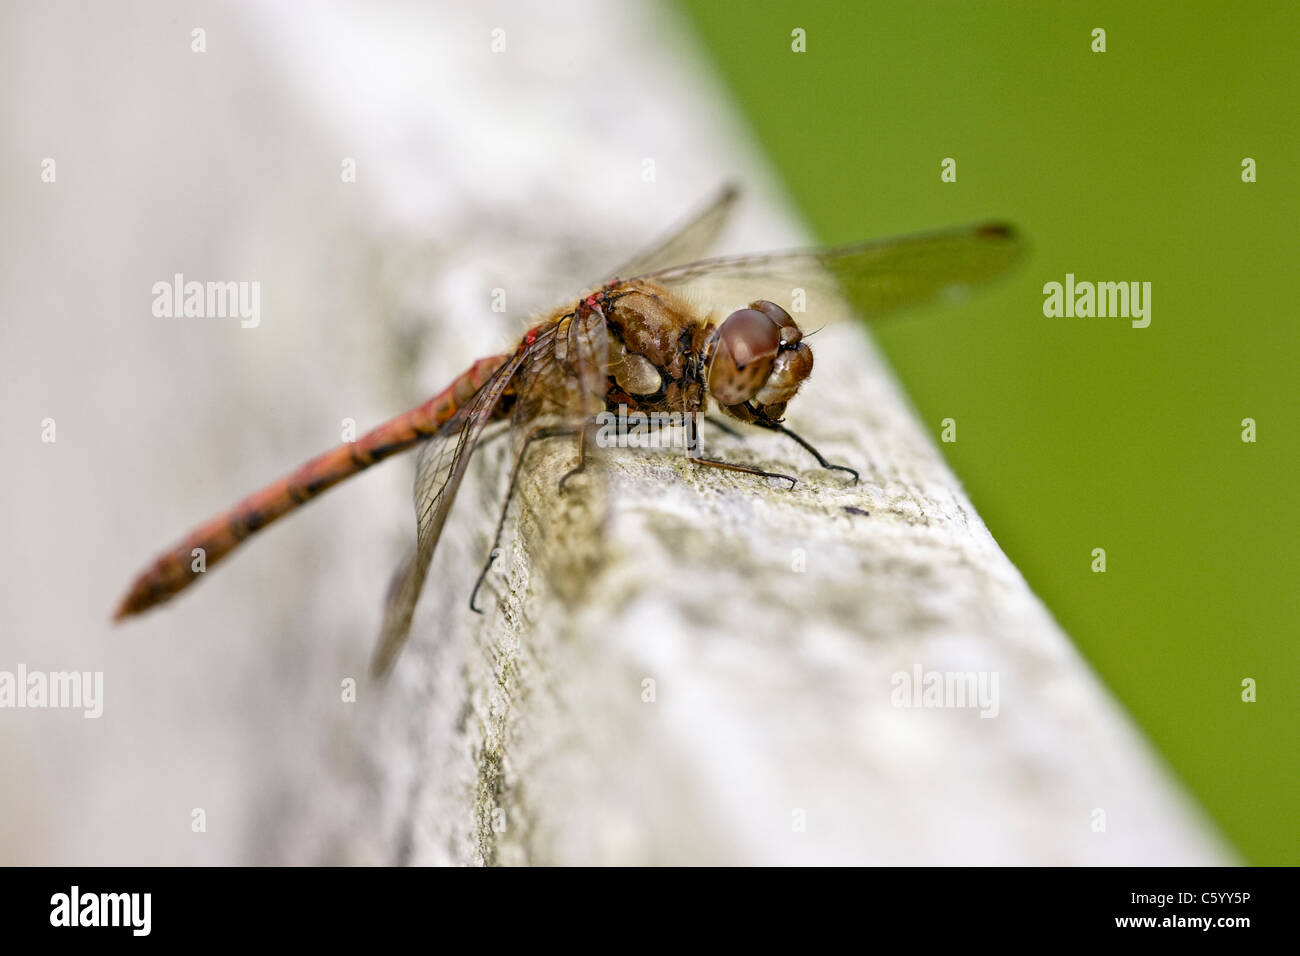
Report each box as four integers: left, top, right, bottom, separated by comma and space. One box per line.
680, 0, 1298, 864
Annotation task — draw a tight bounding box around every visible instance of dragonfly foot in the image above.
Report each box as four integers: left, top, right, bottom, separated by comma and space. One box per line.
469, 547, 502, 613
558, 463, 588, 493
762, 422, 858, 484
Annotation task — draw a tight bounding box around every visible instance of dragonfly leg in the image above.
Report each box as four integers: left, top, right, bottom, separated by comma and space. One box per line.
557, 422, 594, 493
684, 415, 797, 488
688, 455, 798, 489
704, 415, 745, 439
470, 423, 581, 613
758, 421, 859, 483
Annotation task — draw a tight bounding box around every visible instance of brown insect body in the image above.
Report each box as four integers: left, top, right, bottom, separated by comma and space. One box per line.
112, 191, 1021, 675
597, 281, 714, 415
112, 353, 510, 621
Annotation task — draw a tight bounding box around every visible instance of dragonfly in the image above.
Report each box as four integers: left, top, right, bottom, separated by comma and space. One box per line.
113, 187, 1021, 676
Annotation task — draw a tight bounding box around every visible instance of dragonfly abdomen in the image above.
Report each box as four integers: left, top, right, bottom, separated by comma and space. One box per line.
113, 353, 511, 621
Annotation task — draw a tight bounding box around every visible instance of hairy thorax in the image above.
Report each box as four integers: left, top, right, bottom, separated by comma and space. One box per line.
600, 281, 712, 414
517, 280, 714, 420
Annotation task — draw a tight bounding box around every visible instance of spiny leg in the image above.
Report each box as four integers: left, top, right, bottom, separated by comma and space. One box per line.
470, 423, 581, 613
758, 421, 859, 483
684, 415, 797, 489
689, 455, 798, 488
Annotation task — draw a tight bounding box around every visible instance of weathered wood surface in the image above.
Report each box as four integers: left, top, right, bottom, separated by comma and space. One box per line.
321, 318, 1232, 865
1, 0, 1230, 866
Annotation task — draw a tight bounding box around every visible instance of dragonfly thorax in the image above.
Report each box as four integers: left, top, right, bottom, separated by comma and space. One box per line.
596, 282, 712, 412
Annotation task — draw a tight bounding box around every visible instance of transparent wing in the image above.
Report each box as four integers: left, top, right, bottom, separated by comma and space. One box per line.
369, 345, 529, 677
634, 220, 1022, 324
434, 308, 612, 618
506, 309, 610, 436
605, 184, 740, 281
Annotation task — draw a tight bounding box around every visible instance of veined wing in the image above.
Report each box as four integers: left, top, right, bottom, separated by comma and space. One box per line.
634, 220, 1022, 324
605, 184, 740, 281
506, 306, 610, 433
369, 342, 532, 677
371, 302, 612, 674
457, 305, 613, 619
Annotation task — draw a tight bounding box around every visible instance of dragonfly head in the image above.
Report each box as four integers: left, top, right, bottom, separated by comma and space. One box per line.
707, 299, 813, 422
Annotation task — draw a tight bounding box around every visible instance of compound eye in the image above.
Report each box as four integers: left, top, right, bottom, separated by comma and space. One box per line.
719, 308, 781, 366
708, 308, 782, 405
750, 300, 801, 345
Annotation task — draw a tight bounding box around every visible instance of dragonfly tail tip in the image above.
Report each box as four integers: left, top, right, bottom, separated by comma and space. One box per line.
111, 576, 154, 623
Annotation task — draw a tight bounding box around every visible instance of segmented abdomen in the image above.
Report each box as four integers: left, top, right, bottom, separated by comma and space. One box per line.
113, 353, 510, 620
